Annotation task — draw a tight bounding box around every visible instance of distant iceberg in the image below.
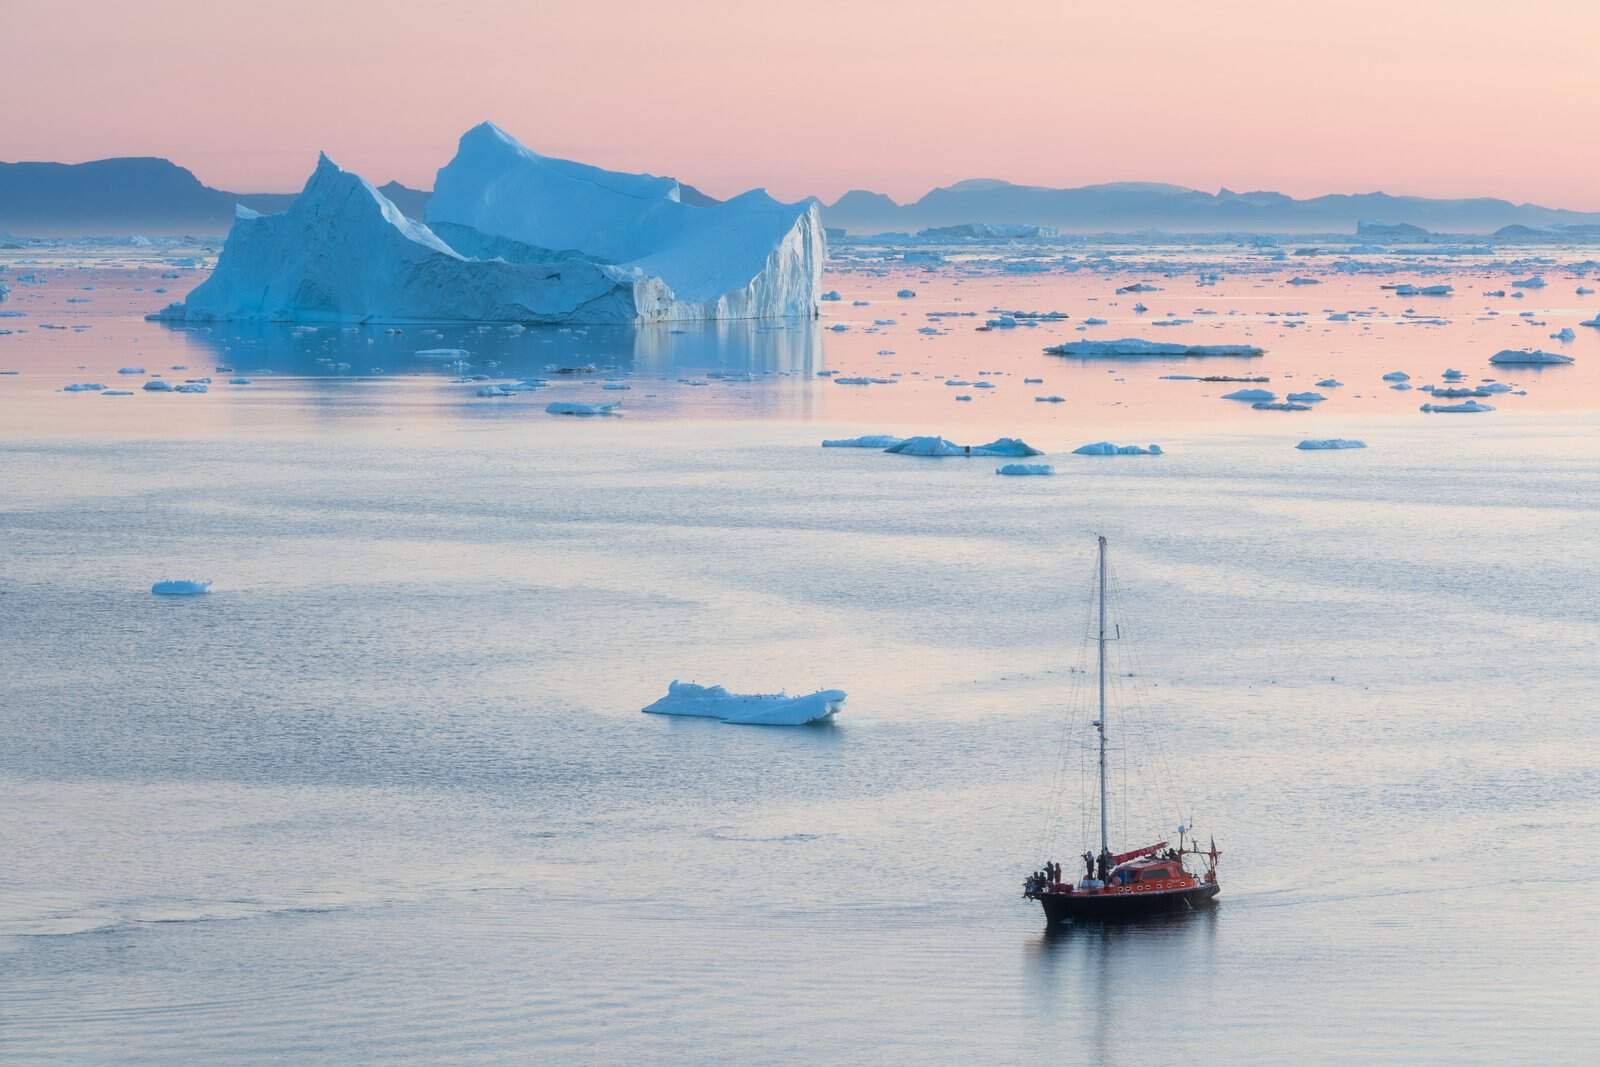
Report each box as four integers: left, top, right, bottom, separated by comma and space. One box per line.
996, 463, 1055, 475
1297, 438, 1366, 450
151, 123, 823, 325
821, 435, 905, 448
152, 579, 211, 596
1045, 338, 1263, 358
546, 401, 619, 416
1221, 388, 1275, 401
884, 436, 1042, 457
1421, 400, 1495, 413
1073, 442, 1162, 455
642, 681, 843, 726
1488, 349, 1573, 365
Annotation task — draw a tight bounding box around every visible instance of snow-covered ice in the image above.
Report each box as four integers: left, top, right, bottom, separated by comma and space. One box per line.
1297, 439, 1367, 450
1073, 442, 1163, 455
884, 436, 1042, 457
1489, 349, 1573, 365
996, 463, 1055, 476
821, 435, 905, 448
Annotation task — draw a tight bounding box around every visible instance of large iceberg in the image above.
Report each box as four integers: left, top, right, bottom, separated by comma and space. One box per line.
883, 436, 1042, 457
642, 681, 844, 726
1488, 349, 1573, 365
152, 124, 823, 325
426, 123, 824, 321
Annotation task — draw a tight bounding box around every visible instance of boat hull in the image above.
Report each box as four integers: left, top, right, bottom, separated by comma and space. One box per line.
1038, 882, 1219, 924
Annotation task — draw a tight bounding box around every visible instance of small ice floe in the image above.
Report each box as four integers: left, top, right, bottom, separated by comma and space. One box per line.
414, 348, 470, 360
118, 367, 146, 375
545, 401, 619, 416
897, 289, 917, 298
884, 436, 1042, 457
1316, 379, 1343, 388
1023, 377, 1044, 384
1115, 282, 1161, 293
1285, 392, 1326, 403
174, 383, 208, 393
143, 379, 173, 392
821, 435, 905, 449
828, 323, 849, 333
1382, 371, 1410, 381
1252, 401, 1311, 411
1489, 349, 1573, 365
1581, 314, 1600, 328
642, 681, 843, 726
1287, 276, 1320, 286
102, 390, 133, 397
1393, 284, 1453, 297
1442, 368, 1465, 380
152, 579, 211, 596
997, 463, 1055, 476
821, 290, 842, 301
63, 383, 106, 392
1579, 287, 1597, 296
1552, 328, 1576, 342
602, 382, 631, 390
1073, 441, 1163, 456
1297, 439, 1366, 450
1082, 317, 1108, 326
1034, 395, 1066, 403
1511, 276, 1546, 288
1421, 400, 1495, 413
1045, 339, 1263, 358
1133, 302, 1149, 313
1222, 388, 1275, 401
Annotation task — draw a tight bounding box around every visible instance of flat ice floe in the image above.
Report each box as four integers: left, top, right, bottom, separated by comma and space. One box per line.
1421, 400, 1495, 413
1073, 441, 1163, 455
1488, 349, 1573, 365
545, 401, 619, 416
1297, 438, 1367, 450
642, 681, 844, 726
821, 435, 905, 448
152, 580, 211, 596
884, 436, 1042, 457
996, 463, 1055, 475
1044, 338, 1263, 358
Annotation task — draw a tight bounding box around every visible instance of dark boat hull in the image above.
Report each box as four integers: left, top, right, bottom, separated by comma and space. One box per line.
1038, 883, 1219, 924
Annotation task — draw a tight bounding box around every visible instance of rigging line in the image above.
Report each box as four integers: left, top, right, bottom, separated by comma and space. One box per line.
1105, 557, 1189, 834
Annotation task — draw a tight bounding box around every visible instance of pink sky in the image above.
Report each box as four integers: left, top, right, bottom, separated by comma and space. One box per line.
5, 0, 1598, 208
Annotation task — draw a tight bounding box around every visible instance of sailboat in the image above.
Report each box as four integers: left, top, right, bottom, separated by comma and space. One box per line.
1023, 536, 1221, 923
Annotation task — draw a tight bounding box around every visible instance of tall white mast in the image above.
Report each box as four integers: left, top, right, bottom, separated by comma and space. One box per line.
1097, 535, 1109, 859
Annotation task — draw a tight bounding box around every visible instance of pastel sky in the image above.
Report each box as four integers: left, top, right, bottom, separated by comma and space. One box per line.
5, 0, 1598, 208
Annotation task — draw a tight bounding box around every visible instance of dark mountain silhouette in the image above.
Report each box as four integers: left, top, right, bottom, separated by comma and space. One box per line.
822, 179, 1600, 236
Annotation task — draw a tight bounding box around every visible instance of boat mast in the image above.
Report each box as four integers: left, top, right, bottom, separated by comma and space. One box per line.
1096, 534, 1109, 859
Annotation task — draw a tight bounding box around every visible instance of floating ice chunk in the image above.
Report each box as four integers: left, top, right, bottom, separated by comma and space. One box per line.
545, 401, 619, 416
143, 379, 174, 392
821, 435, 905, 449
897, 289, 917, 298
117, 367, 147, 375
997, 463, 1055, 476
1382, 371, 1410, 381
1421, 400, 1495, 413
1390, 383, 1412, 391
1285, 392, 1326, 403
1316, 379, 1343, 388
642, 681, 843, 726
1252, 401, 1310, 411
152, 579, 211, 596
1297, 439, 1366, 450
834, 376, 896, 385
1442, 368, 1465, 380
63, 383, 106, 392
884, 436, 1041, 457
1580, 314, 1600, 328
1221, 388, 1275, 401
820, 290, 842, 301
602, 382, 631, 390
1511, 276, 1546, 288
1082, 317, 1107, 325
1034, 395, 1066, 403
1287, 276, 1320, 285
229, 377, 253, 385
1551, 328, 1576, 342
1073, 441, 1163, 456
1393, 284, 1452, 296
829, 323, 849, 332
102, 390, 133, 397
1579, 287, 1596, 296
1328, 312, 1351, 321
1045, 338, 1263, 359
1489, 349, 1573, 365
1116, 283, 1161, 293
416, 348, 470, 360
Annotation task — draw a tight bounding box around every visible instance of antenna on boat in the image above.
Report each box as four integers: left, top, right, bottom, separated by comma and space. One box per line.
1096, 534, 1109, 860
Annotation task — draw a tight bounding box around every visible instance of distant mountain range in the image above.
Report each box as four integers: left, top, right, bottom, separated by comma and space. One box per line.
821, 179, 1600, 236
0, 157, 429, 236
5, 154, 1600, 238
